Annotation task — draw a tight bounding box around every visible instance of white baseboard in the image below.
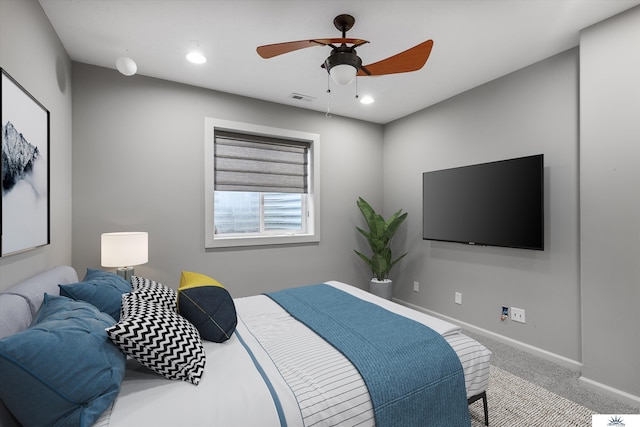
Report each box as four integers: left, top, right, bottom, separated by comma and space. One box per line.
393, 297, 583, 371
394, 298, 640, 407
579, 376, 640, 409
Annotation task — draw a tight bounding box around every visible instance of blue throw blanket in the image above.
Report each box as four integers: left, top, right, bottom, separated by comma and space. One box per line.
266, 284, 470, 427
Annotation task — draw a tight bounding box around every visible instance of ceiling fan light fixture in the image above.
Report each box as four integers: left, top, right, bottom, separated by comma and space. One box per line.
330, 64, 358, 85
324, 48, 362, 85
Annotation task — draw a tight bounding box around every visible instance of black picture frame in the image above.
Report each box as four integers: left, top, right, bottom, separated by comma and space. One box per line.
1, 68, 50, 256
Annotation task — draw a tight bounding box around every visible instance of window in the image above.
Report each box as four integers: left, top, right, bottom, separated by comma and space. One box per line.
204, 118, 320, 248
213, 192, 305, 234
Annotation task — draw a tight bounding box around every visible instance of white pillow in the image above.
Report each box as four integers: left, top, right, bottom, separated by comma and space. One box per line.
106, 294, 206, 385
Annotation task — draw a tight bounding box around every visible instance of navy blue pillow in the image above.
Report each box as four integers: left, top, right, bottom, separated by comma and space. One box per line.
178, 284, 237, 343
0, 294, 126, 427
59, 268, 131, 320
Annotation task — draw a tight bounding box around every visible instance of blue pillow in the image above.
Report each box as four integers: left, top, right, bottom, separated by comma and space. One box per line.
0, 294, 126, 427
59, 268, 131, 320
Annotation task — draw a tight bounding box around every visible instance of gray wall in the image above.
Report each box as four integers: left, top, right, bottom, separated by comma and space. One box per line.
383, 5, 640, 404
71, 63, 383, 296
0, 0, 72, 290
383, 49, 581, 363
579, 6, 640, 401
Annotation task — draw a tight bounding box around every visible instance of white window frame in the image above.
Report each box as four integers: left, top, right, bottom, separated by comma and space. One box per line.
204, 117, 320, 248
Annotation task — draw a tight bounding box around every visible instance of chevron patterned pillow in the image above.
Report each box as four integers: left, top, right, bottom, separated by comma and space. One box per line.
106, 294, 206, 385
130, 276, 177, 311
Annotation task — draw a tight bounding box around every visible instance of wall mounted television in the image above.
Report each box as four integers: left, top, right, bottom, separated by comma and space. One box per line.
422, 154, 544, 250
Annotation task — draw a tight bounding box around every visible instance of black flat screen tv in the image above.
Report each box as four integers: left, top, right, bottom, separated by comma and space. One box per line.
422, 154, 544, 250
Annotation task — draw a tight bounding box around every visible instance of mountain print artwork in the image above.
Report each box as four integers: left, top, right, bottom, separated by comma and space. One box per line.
1, 68, 50, 256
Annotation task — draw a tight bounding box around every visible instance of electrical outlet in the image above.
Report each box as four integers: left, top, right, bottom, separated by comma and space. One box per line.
511, 307, 526, 323
455, 292, 462, 305
413, 281, 419, 292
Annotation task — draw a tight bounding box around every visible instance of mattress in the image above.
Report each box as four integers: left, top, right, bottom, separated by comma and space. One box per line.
97, 281, 490, 427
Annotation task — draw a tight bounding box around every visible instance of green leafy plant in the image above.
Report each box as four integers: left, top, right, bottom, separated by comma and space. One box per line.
354, 197, 408, 281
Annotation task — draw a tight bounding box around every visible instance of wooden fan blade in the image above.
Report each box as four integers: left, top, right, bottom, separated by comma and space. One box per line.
257, 38, 369, 59
357, 40, 433, 76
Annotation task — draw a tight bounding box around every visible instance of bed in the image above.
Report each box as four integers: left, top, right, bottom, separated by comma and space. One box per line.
0, 266, 491, 427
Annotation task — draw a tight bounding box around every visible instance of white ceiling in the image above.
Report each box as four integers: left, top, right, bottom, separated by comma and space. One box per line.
39, 0, 639, 124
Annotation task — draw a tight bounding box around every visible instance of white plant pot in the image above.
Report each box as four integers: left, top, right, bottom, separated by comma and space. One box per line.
369, 278, 393, 300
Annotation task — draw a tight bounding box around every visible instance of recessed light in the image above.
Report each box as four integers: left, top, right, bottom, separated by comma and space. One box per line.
186, 51, 207, 64
359, 95, 374, 105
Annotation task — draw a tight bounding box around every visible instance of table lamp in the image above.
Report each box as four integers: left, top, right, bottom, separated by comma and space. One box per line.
101, 232, 148, 281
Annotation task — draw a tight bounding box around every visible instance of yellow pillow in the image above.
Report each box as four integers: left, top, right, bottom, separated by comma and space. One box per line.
179, 271, 224, 291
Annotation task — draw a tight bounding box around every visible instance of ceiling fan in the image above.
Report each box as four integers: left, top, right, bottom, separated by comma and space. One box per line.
256, 14, 434, 86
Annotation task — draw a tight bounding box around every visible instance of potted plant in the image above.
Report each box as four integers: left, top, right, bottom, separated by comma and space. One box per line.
354, 197, 408, 300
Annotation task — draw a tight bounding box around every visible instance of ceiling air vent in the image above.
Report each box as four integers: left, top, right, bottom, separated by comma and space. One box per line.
289, 93, 316, 102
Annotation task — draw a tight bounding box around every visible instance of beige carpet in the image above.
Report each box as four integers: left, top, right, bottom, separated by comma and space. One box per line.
469, 365, 594, 427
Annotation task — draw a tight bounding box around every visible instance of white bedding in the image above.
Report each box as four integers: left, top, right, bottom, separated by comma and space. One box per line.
98, 281, 490, 427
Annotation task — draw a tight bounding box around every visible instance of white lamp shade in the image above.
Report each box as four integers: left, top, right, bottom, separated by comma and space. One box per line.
116, 57, 137, 76
101, 232, 148, 267
329, 64, 357, 85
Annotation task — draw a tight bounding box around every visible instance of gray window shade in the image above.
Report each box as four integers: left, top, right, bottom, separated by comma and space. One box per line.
214, 131, 309, 193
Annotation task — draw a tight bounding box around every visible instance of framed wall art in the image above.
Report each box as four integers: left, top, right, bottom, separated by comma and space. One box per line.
1, 68, 50, 256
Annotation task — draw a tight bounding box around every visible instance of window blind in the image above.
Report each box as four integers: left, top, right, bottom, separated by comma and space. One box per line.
214, 130, 309, 193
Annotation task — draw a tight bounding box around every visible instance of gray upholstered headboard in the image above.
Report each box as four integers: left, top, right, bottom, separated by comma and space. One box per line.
0, 266, 79, 339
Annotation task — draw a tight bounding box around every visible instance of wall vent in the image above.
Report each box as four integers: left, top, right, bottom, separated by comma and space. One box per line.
289, 93, 316, 102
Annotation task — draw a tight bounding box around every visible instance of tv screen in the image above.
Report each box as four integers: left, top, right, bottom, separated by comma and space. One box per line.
422, 154, 544, 250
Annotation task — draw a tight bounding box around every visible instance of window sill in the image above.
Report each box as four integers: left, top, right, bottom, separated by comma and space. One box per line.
205, 233, 319, 249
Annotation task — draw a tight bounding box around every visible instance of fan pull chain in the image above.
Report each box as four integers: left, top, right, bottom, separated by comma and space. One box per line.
326, 74, 333, 118
355, 76, 359, 100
